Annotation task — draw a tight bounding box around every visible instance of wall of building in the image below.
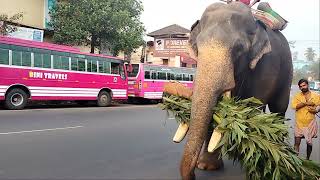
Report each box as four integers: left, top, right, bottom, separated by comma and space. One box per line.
0, 0, 45, 29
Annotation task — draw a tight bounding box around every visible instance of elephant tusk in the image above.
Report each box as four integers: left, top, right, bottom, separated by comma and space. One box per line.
208, 129, 223, 153
173, 123, 189, 143
223, 90, 231, 98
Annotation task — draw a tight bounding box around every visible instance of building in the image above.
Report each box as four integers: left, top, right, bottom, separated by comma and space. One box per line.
1, 2, 197, 65
137, 24, 196, 68
0, 0, 56, 42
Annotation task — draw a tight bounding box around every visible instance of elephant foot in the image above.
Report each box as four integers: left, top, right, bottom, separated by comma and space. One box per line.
197, 151, 224, 171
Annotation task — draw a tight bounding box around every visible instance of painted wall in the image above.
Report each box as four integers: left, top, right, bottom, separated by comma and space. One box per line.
0, 0, 45, 29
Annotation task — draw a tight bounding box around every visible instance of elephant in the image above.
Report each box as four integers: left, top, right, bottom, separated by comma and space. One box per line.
179, 2, 293, 180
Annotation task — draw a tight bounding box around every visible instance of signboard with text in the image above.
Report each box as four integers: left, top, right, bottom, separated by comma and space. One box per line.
153, 38, 189, 57
8, 26, 44, 42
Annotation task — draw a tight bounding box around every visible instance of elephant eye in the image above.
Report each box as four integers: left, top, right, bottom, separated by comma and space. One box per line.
246, 22, 258, 35
247, 31, 255, 36
232, 43, 244, 58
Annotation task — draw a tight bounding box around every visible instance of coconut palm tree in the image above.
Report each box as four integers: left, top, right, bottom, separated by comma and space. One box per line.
304, 47, 317, 61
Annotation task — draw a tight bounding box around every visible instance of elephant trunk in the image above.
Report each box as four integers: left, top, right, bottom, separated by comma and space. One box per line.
180, 41, 235, 180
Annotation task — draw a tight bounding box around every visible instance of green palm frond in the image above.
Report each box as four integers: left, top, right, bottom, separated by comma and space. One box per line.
159, 94, 320, 180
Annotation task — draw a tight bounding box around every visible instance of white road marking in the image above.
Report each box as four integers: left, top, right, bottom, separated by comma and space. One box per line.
0, 126, 83, 135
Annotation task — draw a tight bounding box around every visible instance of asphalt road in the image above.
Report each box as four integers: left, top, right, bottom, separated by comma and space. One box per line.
0, 86, 318, 180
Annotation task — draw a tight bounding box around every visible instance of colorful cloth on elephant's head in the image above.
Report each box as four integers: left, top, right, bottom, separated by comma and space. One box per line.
239, 0, 250, 5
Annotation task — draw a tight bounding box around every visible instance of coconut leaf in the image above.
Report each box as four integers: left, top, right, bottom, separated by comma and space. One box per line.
159, 94, 320, 180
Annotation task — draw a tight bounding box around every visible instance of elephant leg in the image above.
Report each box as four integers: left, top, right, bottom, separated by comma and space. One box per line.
197, 127, 224, 170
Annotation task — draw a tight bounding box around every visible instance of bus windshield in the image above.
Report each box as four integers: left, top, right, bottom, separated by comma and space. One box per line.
128, 64, 140, 77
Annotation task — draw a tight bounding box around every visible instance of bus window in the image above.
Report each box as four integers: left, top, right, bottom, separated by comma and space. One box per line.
87, 60, 92, 72
176, 74, 182, 81
78, 59, 86, 71
158, 72, 166, 80
53, 55, 69, 70
98, 61, 104, 73
0, 48, 9, 65
151, 72, 157, 79
190, 75, 194, 81
22, 52, 31, 67
145, 71, 150, 79
128, 64, 139, 77
120, 65, 126, 79
111, 62, 120, 74
43, 54, 51, 68
104, 61, 111, 74
87, 60, 97, 72
167, 73, 171, 80
170, 73, 175, 80
12, 50, 21, 66
62, 56, 69, 70
92, 61, 97, 72
53, 55, 61, 69
71, 58, 78, 71
34, 53, 43, 68
183, 74, 190, 81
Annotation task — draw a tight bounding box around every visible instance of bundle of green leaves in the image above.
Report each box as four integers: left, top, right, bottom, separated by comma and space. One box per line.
159, 94, 320, 180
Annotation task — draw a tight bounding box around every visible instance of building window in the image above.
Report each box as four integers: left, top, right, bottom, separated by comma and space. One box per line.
181, 63, 187, 67
162, 59, 168, 65
192, 64, 197, 68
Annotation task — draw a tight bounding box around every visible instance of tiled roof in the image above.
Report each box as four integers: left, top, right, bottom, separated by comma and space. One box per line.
147, 24, 190, 37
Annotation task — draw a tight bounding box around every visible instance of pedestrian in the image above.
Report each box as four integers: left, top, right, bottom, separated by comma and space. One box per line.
291, 79, 320, 160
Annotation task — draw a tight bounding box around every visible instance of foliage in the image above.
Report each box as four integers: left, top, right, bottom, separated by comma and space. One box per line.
0, 13, 23, 35
159, 94, 320, 180
292, 60, 320, 83
305, 47, 317, 61
288, 41, 296, 49
50, 0, 145, 55
160, 93, 191, 124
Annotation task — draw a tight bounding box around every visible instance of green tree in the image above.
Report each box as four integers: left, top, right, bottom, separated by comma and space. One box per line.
0, 13, 23, 36
304, 47, 317, 61
111, 21, 145, 59
50, 0, 145, 56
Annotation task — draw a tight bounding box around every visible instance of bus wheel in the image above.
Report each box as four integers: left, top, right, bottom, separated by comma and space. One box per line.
97, 91, 112, 107
5, 88, 28, 110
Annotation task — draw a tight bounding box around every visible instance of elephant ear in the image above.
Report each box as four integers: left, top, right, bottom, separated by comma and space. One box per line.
249, 21, 272, 69
188, 20, 201, 60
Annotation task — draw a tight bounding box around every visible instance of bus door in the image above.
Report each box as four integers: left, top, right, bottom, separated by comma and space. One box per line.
149, 70, 157, 92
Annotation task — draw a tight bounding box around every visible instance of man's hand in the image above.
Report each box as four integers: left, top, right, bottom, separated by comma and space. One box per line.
308, 107, 318, 114
305, 101, 315, 106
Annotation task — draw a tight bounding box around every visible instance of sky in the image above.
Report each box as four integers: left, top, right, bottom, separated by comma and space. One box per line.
140, 0, 320, 60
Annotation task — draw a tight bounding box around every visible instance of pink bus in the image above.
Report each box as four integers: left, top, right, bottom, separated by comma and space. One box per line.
0, 36, 128, 110
127, 63, 195, 102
